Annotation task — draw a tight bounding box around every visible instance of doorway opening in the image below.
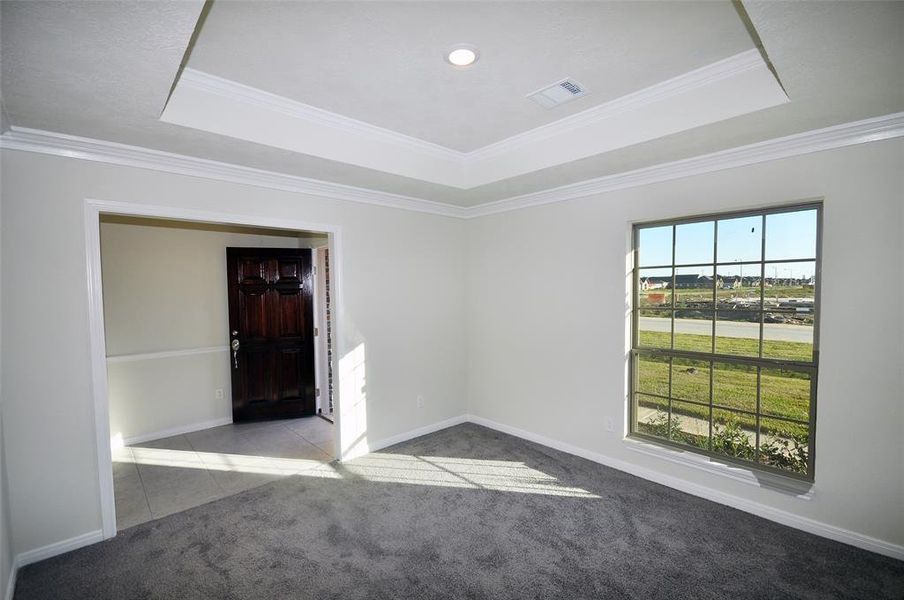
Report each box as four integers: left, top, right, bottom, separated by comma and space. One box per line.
85, 200, 344, 537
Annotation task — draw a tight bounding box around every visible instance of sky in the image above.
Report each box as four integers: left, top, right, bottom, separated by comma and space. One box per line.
638, 209, 817, 279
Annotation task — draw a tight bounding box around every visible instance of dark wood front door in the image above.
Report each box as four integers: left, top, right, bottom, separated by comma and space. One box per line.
227, 248, 315, 421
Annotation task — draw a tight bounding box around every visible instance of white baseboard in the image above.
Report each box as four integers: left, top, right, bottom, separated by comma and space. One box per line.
365, 414, 468, 454
10, 530, 106, 596
465, 414, 904, 561
16, 529, 105, 569
121, 416, 233, 446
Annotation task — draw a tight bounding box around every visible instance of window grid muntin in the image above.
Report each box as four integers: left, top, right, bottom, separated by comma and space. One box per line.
631, 202, 820, 481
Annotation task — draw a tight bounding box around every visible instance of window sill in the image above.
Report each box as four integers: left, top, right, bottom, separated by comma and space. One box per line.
622, 436, 814, 500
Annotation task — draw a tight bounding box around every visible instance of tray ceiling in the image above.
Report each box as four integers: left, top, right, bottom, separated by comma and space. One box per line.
184, 0, 755, 152
1, 1, 902, 208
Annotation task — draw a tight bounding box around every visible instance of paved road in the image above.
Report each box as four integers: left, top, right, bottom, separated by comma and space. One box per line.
639, 317, 813, 343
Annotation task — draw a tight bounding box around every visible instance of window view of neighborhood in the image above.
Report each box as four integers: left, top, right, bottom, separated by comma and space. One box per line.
631, 206, 819, 478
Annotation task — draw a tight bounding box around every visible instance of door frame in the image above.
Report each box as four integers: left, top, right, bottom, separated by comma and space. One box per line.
83, 198, 346, 540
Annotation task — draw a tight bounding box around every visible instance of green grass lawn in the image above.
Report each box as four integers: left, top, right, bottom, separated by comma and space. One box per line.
635, 332, 811, 434
639, 330, 812, 361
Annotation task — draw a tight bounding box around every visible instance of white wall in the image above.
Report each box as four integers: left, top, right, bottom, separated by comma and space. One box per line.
467, 138, 904, 548
0, 150, 467, 556
101, 218, 327, 441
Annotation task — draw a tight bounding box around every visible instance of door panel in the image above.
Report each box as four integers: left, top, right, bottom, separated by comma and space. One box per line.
273, 289, 304, 338
274, 257, 302, 283
272, 256, 306, 338
274, 347, 304, 401
227, 248, 315, 421
242, 347, 271, 405
238, 287, 269, 340
236, 257, 270, 339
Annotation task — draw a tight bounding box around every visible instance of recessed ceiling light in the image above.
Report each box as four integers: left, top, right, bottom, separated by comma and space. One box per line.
446, 45, 479, 67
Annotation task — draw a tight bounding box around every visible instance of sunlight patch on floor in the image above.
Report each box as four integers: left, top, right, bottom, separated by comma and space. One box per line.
345, 453, 601, 498
115, 447, 600, 498
118, 447, 340, 478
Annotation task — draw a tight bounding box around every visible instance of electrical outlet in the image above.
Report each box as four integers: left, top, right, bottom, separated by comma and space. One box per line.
606, 417, 614, 433
416, 395, 425, 409
215, 388, 224, 400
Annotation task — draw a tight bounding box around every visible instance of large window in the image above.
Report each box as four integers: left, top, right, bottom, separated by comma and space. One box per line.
631, 203, 821, 480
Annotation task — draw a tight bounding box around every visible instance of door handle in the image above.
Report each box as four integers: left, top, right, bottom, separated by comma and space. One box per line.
231, 338, 240, 369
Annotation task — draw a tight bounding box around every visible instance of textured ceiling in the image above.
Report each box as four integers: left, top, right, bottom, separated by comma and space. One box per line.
185, 1, 753, 152
0, 0, 204, 132
458, 0, 904, 206
1, 1, 902, 208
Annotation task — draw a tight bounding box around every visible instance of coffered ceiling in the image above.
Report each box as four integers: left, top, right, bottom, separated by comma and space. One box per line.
1, 1, 902, 208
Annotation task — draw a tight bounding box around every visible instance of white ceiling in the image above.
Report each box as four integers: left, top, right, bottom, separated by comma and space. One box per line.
1, 1, 902, 208
0, 0, 203, 134
185, 1, 754, 152
160, 49, 788, 188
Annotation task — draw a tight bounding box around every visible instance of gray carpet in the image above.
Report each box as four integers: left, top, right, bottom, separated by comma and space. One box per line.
15, 423, 904, 599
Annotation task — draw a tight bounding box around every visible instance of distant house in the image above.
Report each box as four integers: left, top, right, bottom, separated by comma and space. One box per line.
718, 275, 759, 289
641, 274, 720, 289
673, 274, 717, 289
640, 278, 669, 291
720, 276, 742, 289
765, 276, 811, 287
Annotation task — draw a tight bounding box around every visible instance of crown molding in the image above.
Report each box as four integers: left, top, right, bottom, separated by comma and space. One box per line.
1, 112, 901, 220
466, 49, 764, 162
180, 50, 763, 165
165, 50, 786, 188
0, 127, 468, 218
179, 68, 466, 163
466, 111, 904, 218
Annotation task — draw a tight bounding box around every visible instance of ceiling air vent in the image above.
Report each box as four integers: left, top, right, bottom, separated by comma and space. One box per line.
527, 78, 588, 109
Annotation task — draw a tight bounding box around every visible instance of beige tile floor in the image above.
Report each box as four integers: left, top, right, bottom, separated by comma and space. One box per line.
113, 416, 335, 530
